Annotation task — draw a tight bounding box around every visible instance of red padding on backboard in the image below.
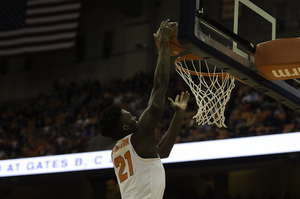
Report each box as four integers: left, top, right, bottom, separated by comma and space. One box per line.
255, 38, 300, 81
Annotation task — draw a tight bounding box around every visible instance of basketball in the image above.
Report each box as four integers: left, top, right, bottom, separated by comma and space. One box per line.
155, 26, 185, 56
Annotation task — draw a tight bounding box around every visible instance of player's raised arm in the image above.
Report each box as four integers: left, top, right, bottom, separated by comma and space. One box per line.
131, 19, 177, 158
146, 19, 177, 113
157, 91, 190, 158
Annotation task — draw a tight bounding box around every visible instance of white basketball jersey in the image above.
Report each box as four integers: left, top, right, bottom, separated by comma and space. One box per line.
112, 134, 165, 199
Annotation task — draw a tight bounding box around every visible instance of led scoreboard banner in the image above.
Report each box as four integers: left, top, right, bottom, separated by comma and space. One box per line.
1, 132, 300, 177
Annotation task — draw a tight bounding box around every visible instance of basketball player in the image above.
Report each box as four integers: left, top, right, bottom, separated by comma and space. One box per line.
98, 19, 190, 199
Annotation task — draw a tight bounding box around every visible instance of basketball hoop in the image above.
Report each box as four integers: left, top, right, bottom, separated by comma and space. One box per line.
175, 54, 243, 128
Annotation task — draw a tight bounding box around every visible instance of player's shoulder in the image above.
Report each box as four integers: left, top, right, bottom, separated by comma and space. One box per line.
131, 130, 158, 158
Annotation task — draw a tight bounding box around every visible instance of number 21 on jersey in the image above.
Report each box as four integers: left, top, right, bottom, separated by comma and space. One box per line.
114, 150, 134, 183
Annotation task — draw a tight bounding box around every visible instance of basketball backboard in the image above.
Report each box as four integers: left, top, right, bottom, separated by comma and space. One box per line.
177, 0, 300, 111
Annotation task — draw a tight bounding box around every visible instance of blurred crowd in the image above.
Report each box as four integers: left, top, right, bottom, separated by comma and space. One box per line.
0, 71, 299, 160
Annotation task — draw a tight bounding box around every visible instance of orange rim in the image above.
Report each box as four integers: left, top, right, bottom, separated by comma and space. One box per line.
174, 54, 245, 83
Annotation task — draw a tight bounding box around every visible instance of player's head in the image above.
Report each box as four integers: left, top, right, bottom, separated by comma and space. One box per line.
98, 104, 138, 140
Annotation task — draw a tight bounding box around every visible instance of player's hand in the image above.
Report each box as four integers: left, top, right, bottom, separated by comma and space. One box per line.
168, 91, 190, 112
153, 19, 177, 42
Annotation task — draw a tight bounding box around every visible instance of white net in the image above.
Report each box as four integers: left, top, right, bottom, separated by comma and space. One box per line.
175, 55, 236, 128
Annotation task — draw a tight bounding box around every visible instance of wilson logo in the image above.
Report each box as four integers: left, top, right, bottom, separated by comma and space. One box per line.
271, 68, 300, 78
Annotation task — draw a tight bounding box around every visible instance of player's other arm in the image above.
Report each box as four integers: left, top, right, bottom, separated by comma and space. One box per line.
157, 91, 190, 158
